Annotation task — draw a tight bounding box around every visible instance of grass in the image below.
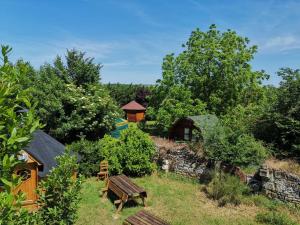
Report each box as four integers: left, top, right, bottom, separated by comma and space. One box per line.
76, 173, 268, 225
265, 158, 300, 176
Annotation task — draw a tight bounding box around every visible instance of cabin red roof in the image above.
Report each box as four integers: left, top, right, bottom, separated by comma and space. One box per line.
121, 101, 146, 111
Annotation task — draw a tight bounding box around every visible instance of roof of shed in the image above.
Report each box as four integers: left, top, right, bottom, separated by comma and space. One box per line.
24, 130, 66, 177
187, 115, 218, 124
121, 101, 146, 111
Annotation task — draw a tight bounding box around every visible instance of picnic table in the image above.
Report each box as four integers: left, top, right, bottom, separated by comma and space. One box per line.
102, 174, 147, 212
123, 210, 170, 225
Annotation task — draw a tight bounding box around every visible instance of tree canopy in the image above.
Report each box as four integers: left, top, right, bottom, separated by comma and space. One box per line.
152, 25, 268, 118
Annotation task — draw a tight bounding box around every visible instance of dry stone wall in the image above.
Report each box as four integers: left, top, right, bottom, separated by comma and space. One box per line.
153, 137, 300, 204
258, 166, 300, 204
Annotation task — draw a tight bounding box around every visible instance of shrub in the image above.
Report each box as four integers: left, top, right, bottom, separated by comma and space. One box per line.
70, 127, 156, 177
256, 211, 298, 225
37, 153, 82, 225
205, 172, 250, 206
118, 126, 156, 176
99, 135, 122, 175
68, 139, 102, 177
229, 134, 268, 167
202, 118, 268, 167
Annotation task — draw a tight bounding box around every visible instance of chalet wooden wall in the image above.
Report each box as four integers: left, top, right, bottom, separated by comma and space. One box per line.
126, 110, 145, 122
13, 154, 39, 209
169, 119, 195, 141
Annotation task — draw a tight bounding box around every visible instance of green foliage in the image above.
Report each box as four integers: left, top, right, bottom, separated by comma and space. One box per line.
230, 135, 268, 166
0, 46, 41, 159
153, 85, 206, 130
68, 139, 103, 177
0, 45, 41, 225
99, 135, 122, 175
37, 153, 82, 225
205, 172, 250, 206
71, 127, 155, 177
62, 49, 102, 86
152, 24, 267, 118
30, 50, 120, 143
256, 211, 298, 225
201, 119, 268, 167
255, 68, 300, 156
105, 83, 152, 108
118, 126, 156, 176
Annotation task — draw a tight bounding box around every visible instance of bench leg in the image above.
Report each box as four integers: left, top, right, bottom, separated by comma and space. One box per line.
116, 201, 124, 213
101, 188, 108, 198
142, 197, 146, 207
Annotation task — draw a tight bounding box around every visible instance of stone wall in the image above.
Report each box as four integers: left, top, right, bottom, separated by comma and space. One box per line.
258, 166, 300, 204
157, 146, 210, 179
154, 140, 246, 182
153, 137, 300, 204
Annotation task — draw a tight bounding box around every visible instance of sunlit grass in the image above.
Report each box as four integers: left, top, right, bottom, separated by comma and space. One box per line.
76, 173, 265, 225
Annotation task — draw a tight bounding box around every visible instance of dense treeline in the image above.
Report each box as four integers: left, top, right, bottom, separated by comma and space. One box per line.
105, 83, 152, 108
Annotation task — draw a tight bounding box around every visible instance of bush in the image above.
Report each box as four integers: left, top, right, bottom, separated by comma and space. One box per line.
202, 119, 268, 167
118, 126, 156, 176
70, 127, 156, 177
256, 211, 298, 225
205, 172, 250, 206
68, 139, 102, 177
99, 135, 122, 175
230, 134, 268, 167
37, 153, 82, 225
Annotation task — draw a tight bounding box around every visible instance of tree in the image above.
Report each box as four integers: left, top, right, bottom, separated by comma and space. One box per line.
57, 49, 102, 86
105, 83, 152, 107
154, 85, 206, 130
153, 25, 268, 116
255, 68, 300, 156
29, 50, 120, 143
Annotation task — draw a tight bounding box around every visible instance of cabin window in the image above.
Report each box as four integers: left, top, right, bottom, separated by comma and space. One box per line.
16, 169, 31, 181
184, 128, 190, 140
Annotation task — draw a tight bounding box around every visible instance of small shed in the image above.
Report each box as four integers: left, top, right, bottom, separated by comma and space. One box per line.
13, 130, 66, 208
169, 115, 219, 141
121, 101, 146, 122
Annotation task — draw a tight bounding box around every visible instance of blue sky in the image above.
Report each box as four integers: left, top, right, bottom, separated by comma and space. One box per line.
1, 0, 300, 85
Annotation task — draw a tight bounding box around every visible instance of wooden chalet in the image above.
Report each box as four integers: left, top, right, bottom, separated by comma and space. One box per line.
13, 130, 67, 208
121, 101, 146, 122
169, 115, 218, 141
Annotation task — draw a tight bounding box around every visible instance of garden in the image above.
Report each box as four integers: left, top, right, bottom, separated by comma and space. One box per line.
0, 24, 300, 225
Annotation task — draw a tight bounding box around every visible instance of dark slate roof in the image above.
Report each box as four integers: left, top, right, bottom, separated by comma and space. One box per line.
24, 130, 66, 177
121, 101, 146, 110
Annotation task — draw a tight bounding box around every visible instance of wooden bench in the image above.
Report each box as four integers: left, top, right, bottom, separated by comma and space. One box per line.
123, 210, 170, 225
102, 174, 147, 213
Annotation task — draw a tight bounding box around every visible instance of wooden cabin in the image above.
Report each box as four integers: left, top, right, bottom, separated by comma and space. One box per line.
169, 115, 218, 141
13, 130, 66, 209
121, 101, 146, 122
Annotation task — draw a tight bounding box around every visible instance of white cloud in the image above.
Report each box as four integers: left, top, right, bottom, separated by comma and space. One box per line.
260, 35, 300, 52
8, 37, 117, 67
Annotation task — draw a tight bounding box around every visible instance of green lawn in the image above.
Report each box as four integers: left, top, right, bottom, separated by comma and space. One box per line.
76, 173, 286, 225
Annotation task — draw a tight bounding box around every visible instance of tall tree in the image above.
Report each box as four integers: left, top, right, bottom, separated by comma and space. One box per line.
153, 25, 268, 116
54, 49, 102, 86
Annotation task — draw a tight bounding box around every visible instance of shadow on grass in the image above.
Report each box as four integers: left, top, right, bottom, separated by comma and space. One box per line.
106, 190, 141, 210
